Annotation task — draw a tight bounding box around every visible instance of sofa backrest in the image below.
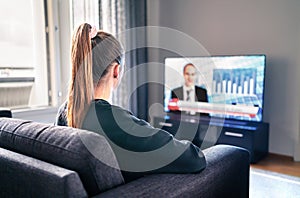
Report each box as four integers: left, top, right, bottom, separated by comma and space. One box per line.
0, 118, 124, 196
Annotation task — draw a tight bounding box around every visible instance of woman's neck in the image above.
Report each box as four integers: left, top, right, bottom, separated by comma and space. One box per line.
94, 82, 113, 102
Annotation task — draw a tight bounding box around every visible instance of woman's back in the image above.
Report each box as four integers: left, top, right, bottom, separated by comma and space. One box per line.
56, 99, 206, 182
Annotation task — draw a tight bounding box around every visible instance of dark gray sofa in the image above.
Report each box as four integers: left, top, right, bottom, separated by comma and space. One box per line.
0, 118, 250, 198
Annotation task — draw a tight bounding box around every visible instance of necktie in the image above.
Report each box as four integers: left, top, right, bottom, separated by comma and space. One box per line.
186, 89, 191, 101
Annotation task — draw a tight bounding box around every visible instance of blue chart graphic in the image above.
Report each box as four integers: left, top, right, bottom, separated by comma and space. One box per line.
213, 68, 257, 95
211, 68, 263, 121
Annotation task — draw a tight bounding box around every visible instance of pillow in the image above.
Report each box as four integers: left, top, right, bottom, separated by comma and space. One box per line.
0, 118, 124, 196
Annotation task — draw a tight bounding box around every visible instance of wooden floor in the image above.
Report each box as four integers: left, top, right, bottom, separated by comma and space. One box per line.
251, 153, 300, 178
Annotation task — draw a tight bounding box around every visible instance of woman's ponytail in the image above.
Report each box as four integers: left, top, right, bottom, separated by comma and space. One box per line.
67, 23, 94, 128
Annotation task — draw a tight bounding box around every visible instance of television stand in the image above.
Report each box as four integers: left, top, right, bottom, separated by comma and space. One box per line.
153, 114, 269, 163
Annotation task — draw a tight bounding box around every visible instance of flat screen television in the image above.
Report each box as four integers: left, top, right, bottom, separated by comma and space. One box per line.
164, 55, 266, 122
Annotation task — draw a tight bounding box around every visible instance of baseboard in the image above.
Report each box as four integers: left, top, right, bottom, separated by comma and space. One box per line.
293, 142, 300, 162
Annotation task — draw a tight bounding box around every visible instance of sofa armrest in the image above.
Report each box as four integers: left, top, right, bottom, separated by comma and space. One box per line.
0, 108, 12, 118
0, 147, 88, 198
97, 145, 250, 198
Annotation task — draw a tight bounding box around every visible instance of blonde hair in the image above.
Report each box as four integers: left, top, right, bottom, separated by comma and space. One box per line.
67, 23, 124, 128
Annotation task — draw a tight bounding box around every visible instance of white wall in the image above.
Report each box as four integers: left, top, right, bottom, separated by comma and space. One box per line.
147, 0, 300, 159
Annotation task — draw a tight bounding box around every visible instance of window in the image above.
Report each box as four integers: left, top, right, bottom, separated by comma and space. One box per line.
0, 0, 49, 109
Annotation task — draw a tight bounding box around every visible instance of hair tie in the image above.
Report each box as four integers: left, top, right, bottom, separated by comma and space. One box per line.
89, 25, 97, 39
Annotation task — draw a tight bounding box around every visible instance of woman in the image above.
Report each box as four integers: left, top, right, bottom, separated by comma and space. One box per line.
56, 23, 206, 182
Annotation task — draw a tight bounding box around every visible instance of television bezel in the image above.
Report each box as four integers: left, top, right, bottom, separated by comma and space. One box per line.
163, 54, 267, 123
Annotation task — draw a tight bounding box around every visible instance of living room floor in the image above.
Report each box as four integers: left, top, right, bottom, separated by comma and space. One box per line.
251, 153, 300, 178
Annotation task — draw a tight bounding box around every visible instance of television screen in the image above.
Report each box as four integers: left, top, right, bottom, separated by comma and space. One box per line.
164, 55, 266, 122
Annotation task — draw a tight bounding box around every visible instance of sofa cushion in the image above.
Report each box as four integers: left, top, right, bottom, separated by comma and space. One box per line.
0, 118, 124, 196
98, 145, 250, 198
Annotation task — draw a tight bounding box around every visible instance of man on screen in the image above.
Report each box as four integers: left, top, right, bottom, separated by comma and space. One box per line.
171, 63, 208, 115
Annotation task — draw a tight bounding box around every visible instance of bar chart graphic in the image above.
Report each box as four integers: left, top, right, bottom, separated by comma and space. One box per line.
212, 68, 256, 95
210, 68, 262, 121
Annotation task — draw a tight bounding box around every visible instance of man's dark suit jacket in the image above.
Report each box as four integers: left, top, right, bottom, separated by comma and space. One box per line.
171, 86, 208, 102
170, 86, 209, 117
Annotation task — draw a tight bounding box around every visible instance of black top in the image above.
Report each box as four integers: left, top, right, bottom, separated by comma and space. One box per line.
55, 99, 206, 182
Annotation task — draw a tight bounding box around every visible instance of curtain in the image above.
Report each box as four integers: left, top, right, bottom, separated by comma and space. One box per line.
72, 0, 148, 120
72, 0, 99, 29
99, 0, 128, 109
100, 0, 148, 120
124, 0, 148, 120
